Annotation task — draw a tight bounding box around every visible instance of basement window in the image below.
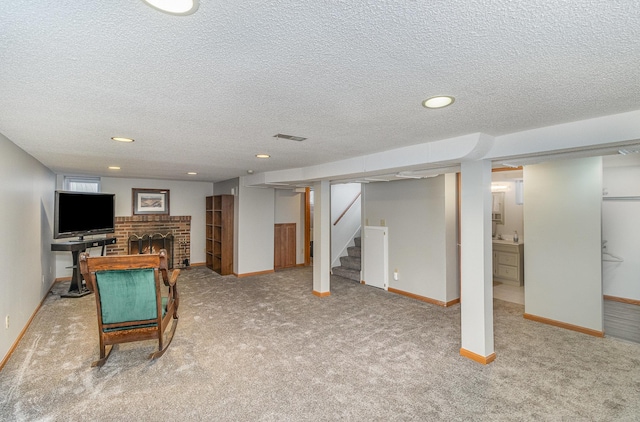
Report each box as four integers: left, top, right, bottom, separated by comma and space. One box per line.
64, 176, 101, 193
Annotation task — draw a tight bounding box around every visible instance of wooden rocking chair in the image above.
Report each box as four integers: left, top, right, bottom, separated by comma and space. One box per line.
79, 249, 179, 367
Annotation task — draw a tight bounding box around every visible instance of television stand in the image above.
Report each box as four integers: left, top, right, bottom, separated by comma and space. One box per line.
51, 237, 117, 298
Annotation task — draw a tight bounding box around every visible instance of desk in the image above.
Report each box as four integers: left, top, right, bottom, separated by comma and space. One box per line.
51, 237, 117, 297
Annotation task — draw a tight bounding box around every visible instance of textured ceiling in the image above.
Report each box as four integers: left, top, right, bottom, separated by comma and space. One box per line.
1, 1, 639, 182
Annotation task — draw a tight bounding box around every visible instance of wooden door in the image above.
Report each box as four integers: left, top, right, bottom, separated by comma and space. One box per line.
274, 223, 296, 269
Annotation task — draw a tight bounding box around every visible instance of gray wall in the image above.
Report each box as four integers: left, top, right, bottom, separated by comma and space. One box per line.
0, 133, 56, 363
363, 175, 458, 302
213, 178, 238, 196
524, 157, 603, 331
443, 173, 460, 301
215, 178, 278, 275
237, 180, 275, 275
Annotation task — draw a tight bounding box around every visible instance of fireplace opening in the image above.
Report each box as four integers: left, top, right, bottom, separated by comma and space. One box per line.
128, 233, 174, 268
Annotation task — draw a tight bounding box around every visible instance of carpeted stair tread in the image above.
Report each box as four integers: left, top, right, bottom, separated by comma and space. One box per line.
332, 236, 361, 282
347, 246, 361, 258
339, 255, 361, 270
332, 266, 360, 282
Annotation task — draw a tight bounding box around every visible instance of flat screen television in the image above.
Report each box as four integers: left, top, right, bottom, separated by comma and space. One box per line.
54, 191, 116, 240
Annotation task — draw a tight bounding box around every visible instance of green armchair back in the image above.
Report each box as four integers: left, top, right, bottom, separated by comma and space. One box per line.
96, 269, 157, 324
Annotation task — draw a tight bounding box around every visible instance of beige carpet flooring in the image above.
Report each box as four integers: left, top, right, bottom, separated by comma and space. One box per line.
1, 266, 640, 421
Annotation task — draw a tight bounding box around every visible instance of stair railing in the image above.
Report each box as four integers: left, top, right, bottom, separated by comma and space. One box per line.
333, 192, 361, 226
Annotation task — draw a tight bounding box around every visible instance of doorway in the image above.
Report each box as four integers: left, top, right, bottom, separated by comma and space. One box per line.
491, 168, 524, 305
602, 153, 640, 343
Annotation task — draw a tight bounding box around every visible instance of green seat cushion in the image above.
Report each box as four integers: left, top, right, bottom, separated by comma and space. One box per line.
95, 269, 158, 324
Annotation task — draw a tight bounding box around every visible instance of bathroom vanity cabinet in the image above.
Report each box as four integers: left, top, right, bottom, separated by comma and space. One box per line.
492, 240, 524, 286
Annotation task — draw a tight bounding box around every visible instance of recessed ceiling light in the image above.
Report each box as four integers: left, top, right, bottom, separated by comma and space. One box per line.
141, 0, 199, 15
256, 154, 270, 159
247, 170, 254, 174
111, 137, 134, 143
422, 96, 455, 109
187, 172, 197, 175
108, 166, 121, 170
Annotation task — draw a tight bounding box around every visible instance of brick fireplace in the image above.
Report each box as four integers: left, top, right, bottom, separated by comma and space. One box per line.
107, 215, 191, 269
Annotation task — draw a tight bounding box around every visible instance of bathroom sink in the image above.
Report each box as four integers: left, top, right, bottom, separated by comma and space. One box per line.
492, 238, 523, 245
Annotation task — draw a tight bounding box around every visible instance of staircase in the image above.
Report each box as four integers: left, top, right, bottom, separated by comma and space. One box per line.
331, 236, 361, 282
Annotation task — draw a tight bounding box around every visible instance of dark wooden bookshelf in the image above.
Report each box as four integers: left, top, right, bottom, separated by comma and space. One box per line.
206, 195, 234, 275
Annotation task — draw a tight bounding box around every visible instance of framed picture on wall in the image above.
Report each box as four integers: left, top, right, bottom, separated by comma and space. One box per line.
132, 188, 170, 215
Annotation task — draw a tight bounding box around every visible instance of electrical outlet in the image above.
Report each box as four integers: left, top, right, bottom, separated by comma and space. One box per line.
5, 315, 9, 329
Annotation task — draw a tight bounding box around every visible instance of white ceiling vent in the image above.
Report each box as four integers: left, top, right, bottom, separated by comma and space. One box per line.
273, 133, 307, 142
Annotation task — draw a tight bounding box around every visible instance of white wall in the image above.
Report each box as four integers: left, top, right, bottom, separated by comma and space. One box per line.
214, 178, 278, 275
363, 175, 458, 302
213, 178, 239, 196
0, 133, 56, 363
53, 176, 213, 277
602, 159, 640, 300
459, 159, 494, 357
524, 157, 603, 331
444, 173, 460, 301
237, 180, 275, 275
274, 189, 305, 265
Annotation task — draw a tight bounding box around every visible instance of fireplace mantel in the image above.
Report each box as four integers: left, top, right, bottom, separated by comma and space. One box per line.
117, 215, 191, 223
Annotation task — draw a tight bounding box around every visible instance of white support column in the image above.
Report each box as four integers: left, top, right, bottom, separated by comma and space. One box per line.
460, 160, 495, 364
313, 180, 331, 296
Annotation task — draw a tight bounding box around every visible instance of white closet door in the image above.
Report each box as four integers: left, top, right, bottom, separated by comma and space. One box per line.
363, 226, 388, 290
